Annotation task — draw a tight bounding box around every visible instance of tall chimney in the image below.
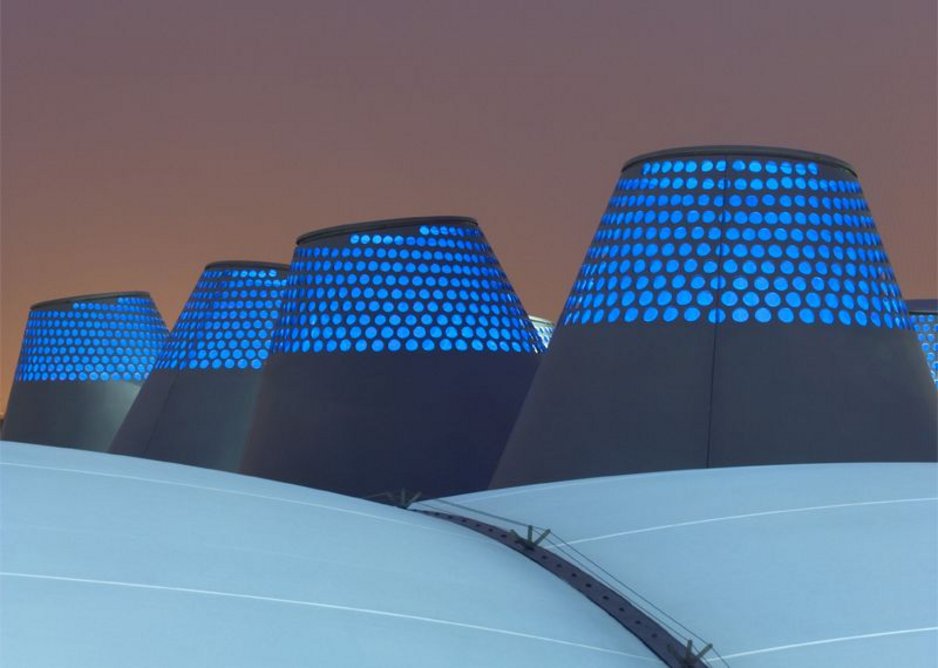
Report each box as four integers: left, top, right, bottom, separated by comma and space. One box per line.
493, 146, 937, 488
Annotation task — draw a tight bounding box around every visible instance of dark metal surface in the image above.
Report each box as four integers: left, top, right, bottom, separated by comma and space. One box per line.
109, 369, 264, 471
707, 322, 937, 466
492, 323, 716, 487
241, 351, 538, 498
1, 380, 142, 451
418, 509, 712, 668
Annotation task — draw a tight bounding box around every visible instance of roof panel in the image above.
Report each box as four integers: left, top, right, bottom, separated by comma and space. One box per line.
425, 463, 938, 667
0, 440, 658, 667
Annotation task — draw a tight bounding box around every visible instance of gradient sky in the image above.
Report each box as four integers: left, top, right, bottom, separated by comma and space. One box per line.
2, 0, 936, 411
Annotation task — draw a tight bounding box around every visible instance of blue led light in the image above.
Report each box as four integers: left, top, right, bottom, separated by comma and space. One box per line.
155, 265, 288, 371
273, 222, 542, 354
910, 312, 938, 385
562, 154, 911, 330
14, 295, 168, 382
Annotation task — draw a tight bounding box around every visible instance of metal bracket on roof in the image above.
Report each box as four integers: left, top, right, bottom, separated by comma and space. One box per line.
416, 509, 713, 668
366, 489, 423, 508
509, 525, 552, 549
670, 639, 714, 666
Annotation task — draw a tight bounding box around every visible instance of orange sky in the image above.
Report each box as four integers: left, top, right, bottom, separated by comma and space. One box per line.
2, 0, 936, 412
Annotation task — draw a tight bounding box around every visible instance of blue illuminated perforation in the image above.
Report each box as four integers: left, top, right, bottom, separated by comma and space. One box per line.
530, 318, 554, 349
14, 296, 168, 382
562, 155, 911, 329
910, 313, 937, 385
273, 224, 542, 354
156, 266, 288, 371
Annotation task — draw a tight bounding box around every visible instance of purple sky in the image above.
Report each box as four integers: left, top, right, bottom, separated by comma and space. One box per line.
2, 0, 936, 410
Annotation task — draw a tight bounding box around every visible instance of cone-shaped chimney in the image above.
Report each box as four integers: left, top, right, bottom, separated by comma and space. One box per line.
529, 316, 555, 349
2, 292, 168, 451
493, 146, 937, 487
908, 299, 937, 386
241, 216, 542, 499
110, 262, 289, 470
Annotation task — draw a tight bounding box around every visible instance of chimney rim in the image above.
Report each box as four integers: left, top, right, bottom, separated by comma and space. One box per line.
31, 291, 154, 311
622, 146, 856, 175
907, 299, 938, 314
204, 260, 290, 272
296, 216, 479, 246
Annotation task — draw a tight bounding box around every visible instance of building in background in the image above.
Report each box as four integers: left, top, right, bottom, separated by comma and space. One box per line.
241, 216, 543, 500
110, 262, 289, 470
1, 292, 167, 451
494, 146, 937, 488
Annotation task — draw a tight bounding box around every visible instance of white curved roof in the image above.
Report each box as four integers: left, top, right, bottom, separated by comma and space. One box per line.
422, 463, 938, 667
0, 440, 658, 667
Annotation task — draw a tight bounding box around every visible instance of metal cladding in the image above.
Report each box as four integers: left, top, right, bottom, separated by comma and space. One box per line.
908, 299, 937, 386
493, 146, 938, 488
241, 216, 543, 499
529, 316, 555, 349
110, 262, 289, 471
1, 292, 168, 451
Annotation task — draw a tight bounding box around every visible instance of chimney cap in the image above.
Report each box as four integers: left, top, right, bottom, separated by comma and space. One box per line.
296, 216, 478, 245
622, 145, 856, 175
31, 291, 153, 311
907, 299, 938, 314
204, 260, 290, 271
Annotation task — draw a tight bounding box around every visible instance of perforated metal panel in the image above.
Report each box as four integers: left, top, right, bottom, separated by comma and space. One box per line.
565, 154, 908, 329
155, 263, 288, 371
274, 220, 542, 355
15, 294, 167, 382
